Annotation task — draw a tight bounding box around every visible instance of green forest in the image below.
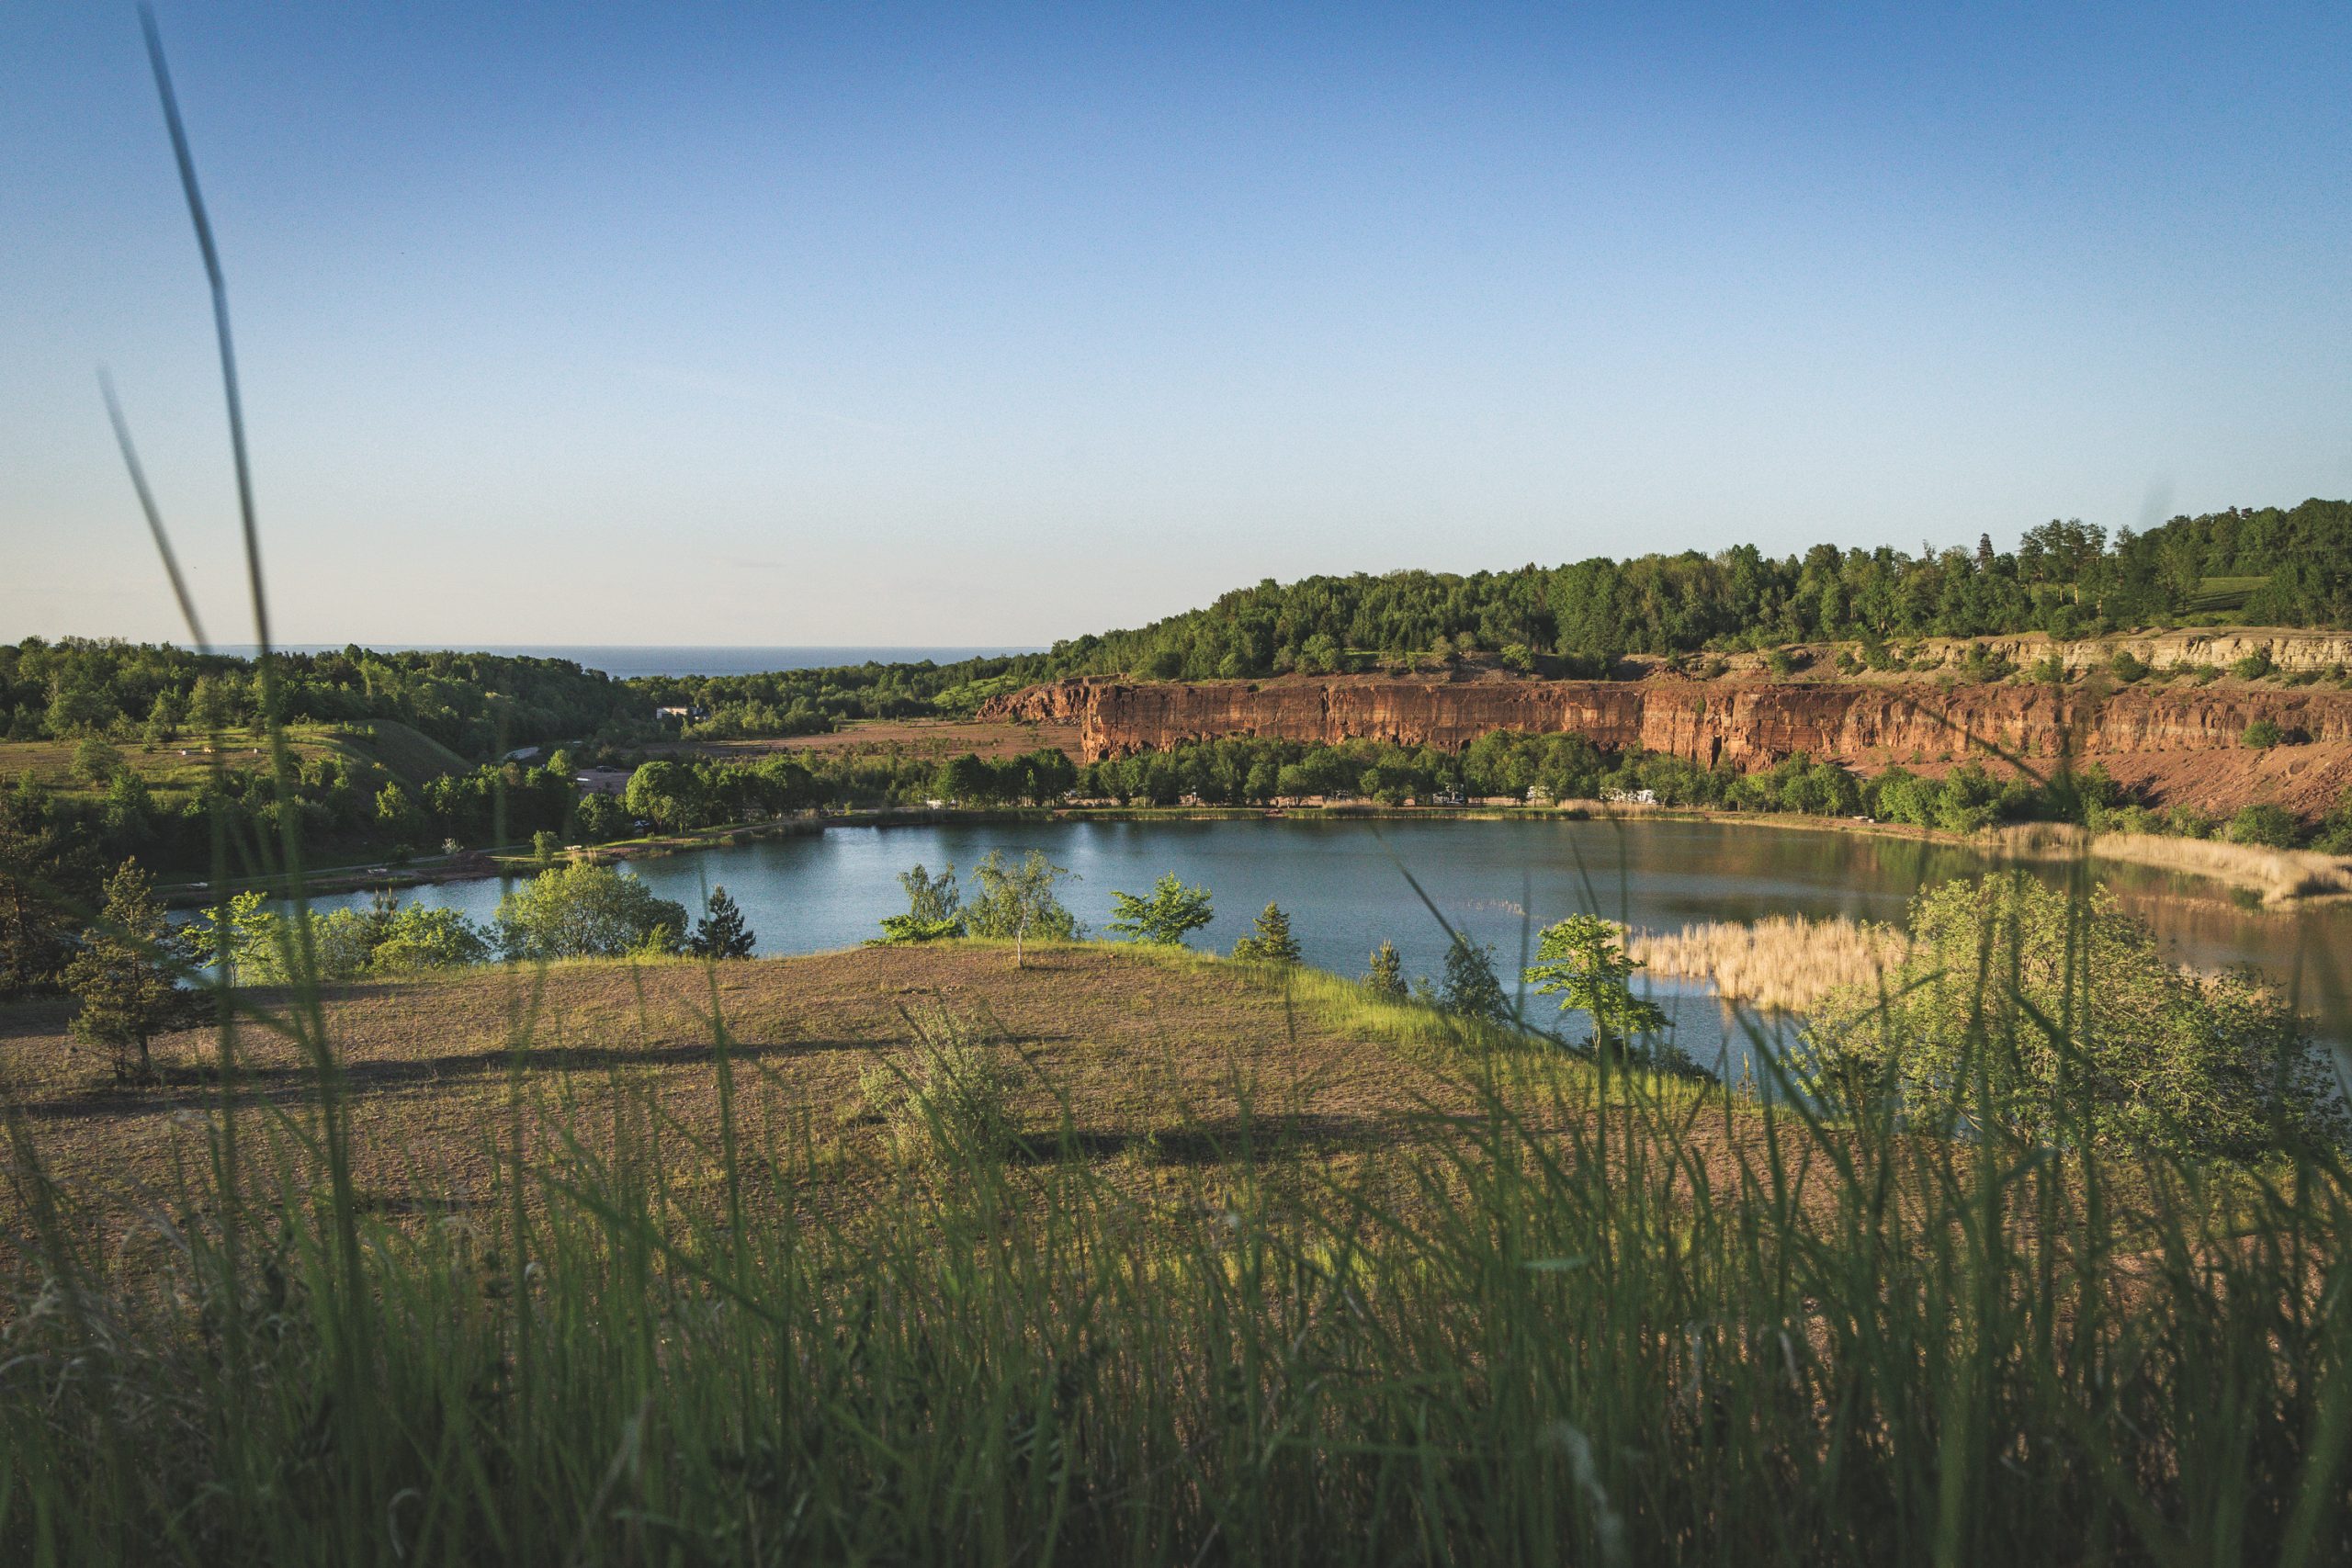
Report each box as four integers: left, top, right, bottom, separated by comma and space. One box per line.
1041, 497, 2352, 681
628, 498, 2352, 731
0, 640, 654, 890
1, 639, 645, 754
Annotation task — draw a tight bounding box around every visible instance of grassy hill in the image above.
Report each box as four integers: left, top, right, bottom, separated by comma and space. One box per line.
0, 719, 464, 807
2187, 574, 2272, 616
334, 717, 469, 787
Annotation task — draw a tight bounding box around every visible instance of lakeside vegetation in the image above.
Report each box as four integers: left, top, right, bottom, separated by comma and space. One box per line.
9, 718, 2347, 1008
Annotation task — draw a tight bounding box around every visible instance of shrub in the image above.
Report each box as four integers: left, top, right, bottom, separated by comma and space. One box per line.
2229, 650, 2276, 681
2108, 649, 2150, 682
2243, 719, 2282, 750
2225, 803, 2299, 850
1955, 644, 2016, 682
2088, 801, 2161, 836
2165, 804, 2217, 840
2314, 788, 2352, 855
1933, 763, 2005, 833
72, 735, 124, 786
1803, 874, 2346, 1162
876, 914, 965, 944
368, 906, 492, 973
1107, 873, 1213, 947
1363, 940, 1406, 998
862, 1010, 1015, 1168
876, 862, 964, 944
2027, 654, 2069, 685
493, 863, 688, 961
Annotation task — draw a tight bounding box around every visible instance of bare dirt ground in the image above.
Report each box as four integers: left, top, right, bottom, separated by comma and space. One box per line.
0, 946, 2003, 1300
0, 945, 1475, 1260
1896, 742, 2352, 820
2083, 743, 2352, 820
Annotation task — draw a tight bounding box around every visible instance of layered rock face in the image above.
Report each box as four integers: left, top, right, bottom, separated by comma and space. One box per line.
980, 674, 2352, 769
1896, 628, 2352, 677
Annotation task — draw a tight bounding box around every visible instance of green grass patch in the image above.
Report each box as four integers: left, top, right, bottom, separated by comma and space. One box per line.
331, 718, 468, 785
0, 726, 349, 801
2186, 574, 2269, 615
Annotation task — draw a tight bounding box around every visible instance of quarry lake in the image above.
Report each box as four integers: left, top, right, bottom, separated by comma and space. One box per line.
295, 817, 2352, 1082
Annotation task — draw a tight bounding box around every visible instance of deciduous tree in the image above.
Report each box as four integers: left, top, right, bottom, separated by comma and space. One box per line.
493, 863, 688, 962
1524, 914, 1669, 1055
966, 849, 1079, 967
1108, 874, 1214, 947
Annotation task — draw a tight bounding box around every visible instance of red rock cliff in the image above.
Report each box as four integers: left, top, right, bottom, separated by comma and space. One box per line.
979, 674, 2352, 769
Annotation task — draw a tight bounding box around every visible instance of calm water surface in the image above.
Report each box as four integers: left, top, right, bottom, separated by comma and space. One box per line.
300, 818, 2352, 1086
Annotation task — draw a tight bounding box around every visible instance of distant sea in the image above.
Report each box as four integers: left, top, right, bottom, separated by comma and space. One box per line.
213, 646, 1042, 680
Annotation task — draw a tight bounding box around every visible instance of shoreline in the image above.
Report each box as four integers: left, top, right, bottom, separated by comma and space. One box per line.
164, 800, 2352, 911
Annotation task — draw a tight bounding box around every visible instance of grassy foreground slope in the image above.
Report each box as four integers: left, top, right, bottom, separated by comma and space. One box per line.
3, 943, 2348, 1564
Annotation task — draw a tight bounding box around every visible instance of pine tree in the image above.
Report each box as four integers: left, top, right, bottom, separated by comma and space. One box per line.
1440, 932, 1510, 1022
1363, 940, 1406, 999
688, 885, 757, 959
1231, 901, 1303, 964
0, 791, 78, 999
64, 858, 185, 1082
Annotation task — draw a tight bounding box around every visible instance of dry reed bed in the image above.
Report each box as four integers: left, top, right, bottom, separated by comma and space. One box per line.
1629, 915, 1909, 1012
1989, 822, 2352, 903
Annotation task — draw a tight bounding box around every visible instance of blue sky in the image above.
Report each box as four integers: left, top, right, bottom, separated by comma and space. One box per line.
4, 4, 2348, 646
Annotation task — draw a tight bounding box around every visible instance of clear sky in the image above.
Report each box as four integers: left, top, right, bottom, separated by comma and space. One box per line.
4, 4, 2348, 648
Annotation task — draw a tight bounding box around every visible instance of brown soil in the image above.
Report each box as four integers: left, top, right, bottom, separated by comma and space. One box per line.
1894, 742, 2352, 821
0, 945, 1477, 1262
2081, 743, 2352, 820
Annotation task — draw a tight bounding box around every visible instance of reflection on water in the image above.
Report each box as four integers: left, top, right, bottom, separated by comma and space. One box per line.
295, 818, 2352, 1084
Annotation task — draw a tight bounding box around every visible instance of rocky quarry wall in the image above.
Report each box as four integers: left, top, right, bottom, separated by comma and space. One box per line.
980, 673, 2352, 773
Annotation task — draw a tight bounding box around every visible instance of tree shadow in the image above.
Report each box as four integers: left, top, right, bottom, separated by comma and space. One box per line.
12, 1034, 898, 1122
1018, 1111, 1397, 1167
